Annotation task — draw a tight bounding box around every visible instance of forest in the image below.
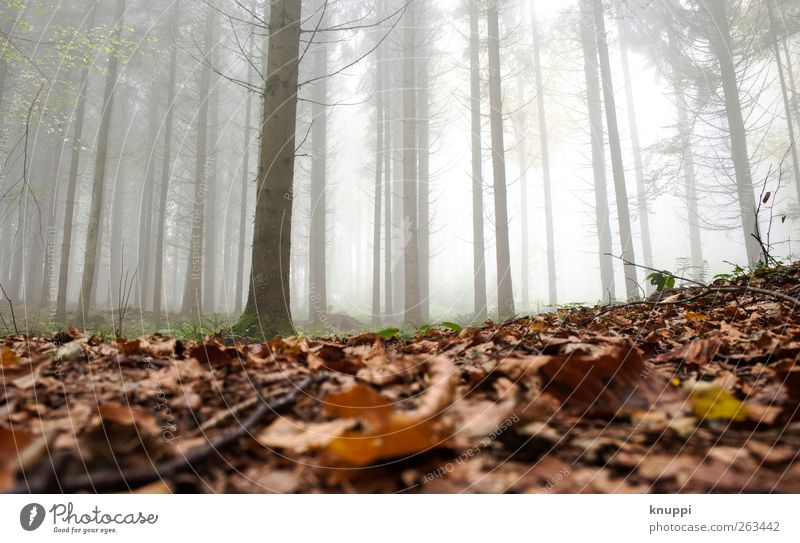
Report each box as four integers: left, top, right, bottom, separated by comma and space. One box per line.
1, 0, 800, 494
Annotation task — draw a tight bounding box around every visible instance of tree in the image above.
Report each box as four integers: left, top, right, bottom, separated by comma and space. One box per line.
152, 0, 180, 324
372, 35, 384, 325
402, 1, 421, 325
76, 0, 125, 317
530, 0, 556, 307
487, 1, 514, 318
579, 0, 615, 303
592, 0, 638, 300
239, 0, 301, 337
469, 0, 487, 321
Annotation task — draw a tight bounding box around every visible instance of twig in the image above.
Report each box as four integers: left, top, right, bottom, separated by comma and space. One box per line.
0, 281, 19, 335
7, 374, 318, 493
604, 253, 706, 287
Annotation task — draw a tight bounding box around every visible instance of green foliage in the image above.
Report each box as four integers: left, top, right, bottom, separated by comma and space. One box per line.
647, 270, 677, 292
439, 321, 463, 333
377, 327, 401, 339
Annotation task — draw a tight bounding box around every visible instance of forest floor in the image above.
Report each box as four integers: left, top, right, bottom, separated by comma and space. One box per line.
2, 263, 800, 493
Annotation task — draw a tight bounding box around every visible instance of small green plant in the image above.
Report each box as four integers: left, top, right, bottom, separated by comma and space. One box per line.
439, 321, 463, 333
647, 270, 677, 292
377, 327, 401, 339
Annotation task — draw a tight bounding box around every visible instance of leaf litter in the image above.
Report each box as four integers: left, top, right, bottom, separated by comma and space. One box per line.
2, 265, 800, 493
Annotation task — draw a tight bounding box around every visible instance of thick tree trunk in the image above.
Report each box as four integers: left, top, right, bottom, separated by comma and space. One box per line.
593, 0, 638, 301
768, 2, 800, 198
487, 4, 515, 318
706, 0, 760, 266
371, 45, 384, 325
531, 0, 557, 308
579, 0, 615, 303
402, 3, 420, 325
469, 0, 487, 321
76, 0, 124, 317
181, 5, 214, 317
617, 22, 654, 282
308, 39, 328, 326
56, 4, 95, 323
240, 0, 301, 337
152, 1, 180, 324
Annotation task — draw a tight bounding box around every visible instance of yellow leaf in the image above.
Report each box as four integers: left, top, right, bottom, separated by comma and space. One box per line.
689, 386, 749, 421
529, 321, 548, 333
685, 311, 707, 322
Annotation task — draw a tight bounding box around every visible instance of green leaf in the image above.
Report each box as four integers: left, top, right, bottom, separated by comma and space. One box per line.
377, 327, 400, 339
417, 324, 431, 334
647, 271, 676, 292
440, 321, 463, 333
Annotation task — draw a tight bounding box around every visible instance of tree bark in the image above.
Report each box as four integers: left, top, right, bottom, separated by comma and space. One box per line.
402, 3, 421, 325
240, 0, 301, 337
383, 59, 394, 319
417, 33, 430, 324
530, 0, 557, 308
487, 3, 515, 318
705, 0, 760, 266
137, 86, 159, 310
152, 0, 180, 324
579, 0, 615, 303
469, 0, 487, 321
76, 0, 125, 317
593, 0, 638, 301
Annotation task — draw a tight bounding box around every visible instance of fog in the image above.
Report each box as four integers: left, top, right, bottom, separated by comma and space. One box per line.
0, 0, 798, 335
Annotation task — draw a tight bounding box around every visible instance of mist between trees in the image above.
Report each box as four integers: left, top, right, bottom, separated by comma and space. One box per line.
0, 0, 798, 338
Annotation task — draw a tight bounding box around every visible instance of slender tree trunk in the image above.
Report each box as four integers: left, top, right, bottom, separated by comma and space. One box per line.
240, 0, 301, 337
487, 3, 514, 318
371, 45, 383, 325
674, 78, 704, 281
383, 64, 393, 319
152, 1, 180, 324
402, 3, 420, 325
236, 19, 255, 316
768, 2, 800, 197
308, 38, 328, 326
418, 37, 430, 324
109, 165, 127, 311
77, 0, 125, 317
516, 136, 529, 310
706, 0, 760, 266
531, 0, 557, 308
782, 37, 800, 133
617, 21, 654, 282
579, 0, 615, 303
181, 5, 214, 317
56, 5, 96, 323
593, 0, 638, 300
137, 88, 159, 310
41, 138, 60, 310
203, 72, 220, 314
469, 0, 487, 321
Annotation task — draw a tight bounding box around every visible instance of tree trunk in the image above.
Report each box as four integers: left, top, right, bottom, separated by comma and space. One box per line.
137, 87, 159, 311
469, 0, 487, 321
579, 0, 615, 303
181, 5, 214, 317
56, 4, 96, 323
706, 0, 760, 266
531, 0, 557, 308
417, 44, 430, 324
240, 0, 301, 337
308, 38, 328, 326
674, 78, 704, 281
383, 61, 393, 319
203, 68, 220, 314
371, 44, 383, 325
487, 3, 515, 318
617, 21, 654, 282
402, 3, 420, 326
593, 0, 638, 301
152, 0, 180, 324
768, 2, 800, 198
77, 0, 125, 317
